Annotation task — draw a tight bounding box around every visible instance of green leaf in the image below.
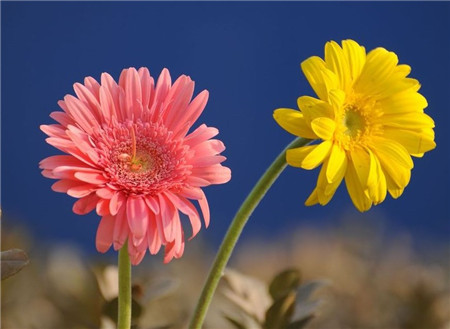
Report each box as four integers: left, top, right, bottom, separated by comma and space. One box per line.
269, 269, 301, 300
1, 249, 29, 280
263, 291, 296, 329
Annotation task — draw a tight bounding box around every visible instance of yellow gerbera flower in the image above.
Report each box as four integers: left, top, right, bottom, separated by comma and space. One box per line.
274, 40, 436, 212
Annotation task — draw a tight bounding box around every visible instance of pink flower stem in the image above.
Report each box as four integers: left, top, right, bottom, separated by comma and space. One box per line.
188, 137, 312, 329
118, 243, 132, 329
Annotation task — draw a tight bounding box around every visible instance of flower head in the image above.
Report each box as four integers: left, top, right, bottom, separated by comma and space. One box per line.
40, 67, 231, 264
274, 40, 435, 212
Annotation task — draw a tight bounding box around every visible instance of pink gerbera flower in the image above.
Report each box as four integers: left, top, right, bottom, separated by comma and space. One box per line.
40, 67, 231, 265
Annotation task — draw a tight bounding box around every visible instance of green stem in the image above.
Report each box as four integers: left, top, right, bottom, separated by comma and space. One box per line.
118, 243, 132, 329
188, 137, 311, 329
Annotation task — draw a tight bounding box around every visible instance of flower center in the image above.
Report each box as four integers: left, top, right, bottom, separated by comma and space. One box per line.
117, 126, 161, 174
343, 106, 365, 138
334, 93, 382, 150
96, 121, 191, 196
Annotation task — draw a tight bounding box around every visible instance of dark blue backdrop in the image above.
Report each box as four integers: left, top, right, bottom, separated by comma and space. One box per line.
2, 2, 449, 255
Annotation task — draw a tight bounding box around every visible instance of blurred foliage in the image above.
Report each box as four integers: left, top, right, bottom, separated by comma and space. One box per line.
1, 249, 29, 280
222, 268, 326, 329
2, 215, 450, 329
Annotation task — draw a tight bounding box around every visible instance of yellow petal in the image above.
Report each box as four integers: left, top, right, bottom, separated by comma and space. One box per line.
383, 128, 436, 154
325, 41, 350, 91
316, 160, 335, 205
345, 160, 372, 212
297, 96, 334, 121
411, 153, 424, 158
310, 117, 336, 140
326, 144, 347, 183
388, 187, 404, 199
385, 171, 406, 198
328, 89, 345, 113
374, 141, 412, 189
372, 137, 414, 169
382, 112, 435, 130
342, 39, 366, 82
286, 141, 332, 170
273, 108, 318, 139
305, 188, 319, 206
301, 56, 339, 101
367, 150, 387, 205
379, 90, 428, 114
349, 146, 374, 190
354, 47, 398, 97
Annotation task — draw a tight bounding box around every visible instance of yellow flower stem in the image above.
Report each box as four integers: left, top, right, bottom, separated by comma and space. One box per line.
188, 137, 312, 329
118, 243, 132, 329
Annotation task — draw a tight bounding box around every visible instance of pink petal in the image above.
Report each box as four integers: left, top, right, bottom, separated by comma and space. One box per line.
84, 76, 101, 99
147, 212, 162, 255
184, 124, 219, 147
163, 75, 195, 130
185, 176, 211, 187
153, 209, 167, 245
191, 164, 231, 185
172, 90, 209, 136
45, 137, 96, 167
190, 155, 227, 167
174, 231, 185, 259
64, 94, 100, 134
163, 229, 184, 263
198, 190, 210, 227
128, 242, 146, 265
65, 125, 100, 164
110, 191, 126, 216
165, 192, 201, 239
96, 198, 110, 216
96, 215, 115, 253
73, 82, 102, 123
128, 231, 148, 254
99, 86, 116, 124
120, 68, 142, 120
178, 186, 204, 200
138, 67, 154, 109
39, 155, 85, 169
40, 124, 66, 138
74, 172, 107, 184
50, 111, 74, 127
144, 195, 160, 214
96, 187, 114, 199
113, 205, 128, 250
100, 72, 121, 121
51, 179, 83, 193
150, 68, 172, 121
72, 193, 99, 215
158, 194, 178, 242
126, 196, 149, 245
67, 184, 96, 198
42, 169, 56, 179
192, 139, 226, 157
163, 241, 176, 264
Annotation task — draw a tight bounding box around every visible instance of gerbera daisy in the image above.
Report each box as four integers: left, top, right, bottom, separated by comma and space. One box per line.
40, 67, 231, 264
274, 40, 435, 211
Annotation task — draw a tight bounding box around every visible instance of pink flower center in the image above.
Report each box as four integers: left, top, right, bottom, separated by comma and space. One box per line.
97, 121, 192, 196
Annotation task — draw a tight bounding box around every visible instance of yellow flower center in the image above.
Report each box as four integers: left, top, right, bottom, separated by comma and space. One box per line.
343, 106, 365, 137
334, 93, 382, 150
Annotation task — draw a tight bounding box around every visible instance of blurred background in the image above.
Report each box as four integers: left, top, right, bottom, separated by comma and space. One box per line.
1, 2, 449, 328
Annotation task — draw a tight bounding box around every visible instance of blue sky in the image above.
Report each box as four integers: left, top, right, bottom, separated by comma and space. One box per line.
2, 2, 449, 254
